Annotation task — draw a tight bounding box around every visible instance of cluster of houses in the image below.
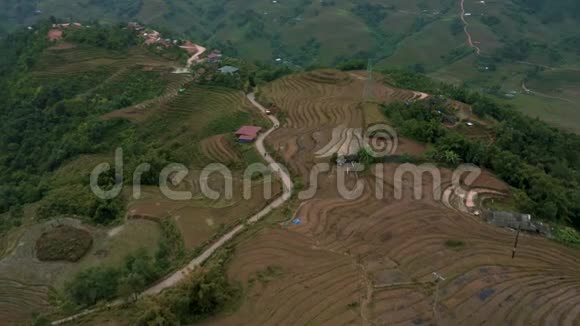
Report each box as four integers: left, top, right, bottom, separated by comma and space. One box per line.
46, 21, 238, 75
127, 22, 231, 71
128, 22, 175, 48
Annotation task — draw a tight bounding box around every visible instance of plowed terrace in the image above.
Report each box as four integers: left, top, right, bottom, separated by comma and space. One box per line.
214, 70, 580, 325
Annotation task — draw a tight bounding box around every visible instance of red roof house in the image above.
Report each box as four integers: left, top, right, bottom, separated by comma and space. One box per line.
47, 29, 63, 42
235, 126, 262, 143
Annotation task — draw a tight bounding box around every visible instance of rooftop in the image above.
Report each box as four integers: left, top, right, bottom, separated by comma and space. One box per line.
47, 29, 63, 42
218, 66, 239, 74
235, 126, 262, 138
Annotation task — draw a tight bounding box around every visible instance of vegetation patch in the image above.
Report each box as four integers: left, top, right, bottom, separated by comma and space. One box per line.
444, 239, 466, 250
380, 70, 580, 229
131, 247, 239, 324
250, 265, 283, 286
35, 225, 93, 262
554, 226, 580, 247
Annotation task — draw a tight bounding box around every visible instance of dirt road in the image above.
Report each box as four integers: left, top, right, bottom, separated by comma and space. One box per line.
52, 92, 293, 325
460, 0, 481, 55
522, 81, 575, 103
180, 43, 206, 68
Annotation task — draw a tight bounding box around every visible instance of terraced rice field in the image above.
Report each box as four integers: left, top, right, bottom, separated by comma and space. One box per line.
0, 279, 51, 324
33, 46, 176, 76
217, 71, 580, 325
200, 134, 242, 165
260, 69, 434, 180
221, 164, 580, 325
103, 73, 193, 122
0, 218, 162, 323
162, 85, 253, 126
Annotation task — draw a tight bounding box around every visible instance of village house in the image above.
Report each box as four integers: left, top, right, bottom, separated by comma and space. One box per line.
218, 66, 240, 75
483, 211, 551, 237
235, 126, 262, 143
207, 52, 223, 63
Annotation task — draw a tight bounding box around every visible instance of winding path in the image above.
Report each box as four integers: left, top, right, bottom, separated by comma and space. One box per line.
182, 43, 206, 68
460, 0, 481, 55
522, 81, 575, 104
51, 92, 293, 325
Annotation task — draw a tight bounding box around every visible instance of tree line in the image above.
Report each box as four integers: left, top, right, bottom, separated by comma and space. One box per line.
382, 69, 580, 228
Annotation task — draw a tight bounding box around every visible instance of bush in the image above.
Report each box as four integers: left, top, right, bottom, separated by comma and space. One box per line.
65, 266, 121, 306
554, 227, 580, 246
444, 239, 465, 249
35, 225, 93, 262
337, 59, 366, 71
132, 266, 238, 324
66, 248, 161, 306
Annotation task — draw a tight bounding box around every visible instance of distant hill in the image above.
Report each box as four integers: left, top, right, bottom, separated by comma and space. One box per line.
1, 0, 579, 131
1, 0, 577, 65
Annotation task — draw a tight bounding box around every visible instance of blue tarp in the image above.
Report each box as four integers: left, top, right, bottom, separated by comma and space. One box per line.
292, 218, 301, 225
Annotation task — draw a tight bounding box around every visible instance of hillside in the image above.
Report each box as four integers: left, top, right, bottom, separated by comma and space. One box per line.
1, 22, 580, 325
2, 0, 578, 65
0, 24, 277, 323
42, 61, 580, 326
1, 0, 579, 132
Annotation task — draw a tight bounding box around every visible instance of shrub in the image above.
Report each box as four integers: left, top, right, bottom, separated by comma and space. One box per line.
65, 266, 121, 306
554, 227, 580, 246
35, 225, 93, 262
444, 239, 465, 249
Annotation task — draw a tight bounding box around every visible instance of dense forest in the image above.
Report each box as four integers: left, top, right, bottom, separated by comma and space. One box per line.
0, 23, 162, 232
515, 0, 580, 22
1, 0, 578, 69
0, 22, 292, 237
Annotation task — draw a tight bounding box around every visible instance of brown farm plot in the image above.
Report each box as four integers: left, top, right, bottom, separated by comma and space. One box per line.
213, 71, 580, 325
127, 175, 282, 249
219, 164, 580, 325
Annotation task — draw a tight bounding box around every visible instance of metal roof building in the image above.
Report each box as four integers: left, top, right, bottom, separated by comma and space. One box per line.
218, 66, 240, 74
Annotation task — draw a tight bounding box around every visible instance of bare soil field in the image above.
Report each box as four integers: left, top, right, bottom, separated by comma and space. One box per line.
127, 176, 282, 249
214, 71, 580, 326
219, 164, 580, 325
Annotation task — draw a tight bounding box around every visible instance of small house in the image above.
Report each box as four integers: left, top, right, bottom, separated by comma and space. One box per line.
235, 126, 262, 143
483, 211, 551, 236
218, 66, 240, 75
47, 29, 63, 42
207, 52, 223, 63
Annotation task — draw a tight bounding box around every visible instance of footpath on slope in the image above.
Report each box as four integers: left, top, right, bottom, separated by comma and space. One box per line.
521, 81, 575, 104
51, 92, 293, 325
460, 0, 482, 55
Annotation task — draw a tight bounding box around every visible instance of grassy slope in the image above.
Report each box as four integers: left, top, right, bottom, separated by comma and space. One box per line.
3, 0, 577, 131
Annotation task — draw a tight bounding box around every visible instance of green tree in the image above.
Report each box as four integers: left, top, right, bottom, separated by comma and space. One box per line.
65, 267, 121, 306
